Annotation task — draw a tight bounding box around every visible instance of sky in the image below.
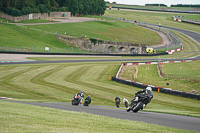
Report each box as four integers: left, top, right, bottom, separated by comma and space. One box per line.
106, 0, 200, 7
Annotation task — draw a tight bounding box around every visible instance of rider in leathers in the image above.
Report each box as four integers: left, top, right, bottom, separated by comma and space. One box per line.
132, 87, 153, 108
115, 96, 121, 108
77, 91, 84, 104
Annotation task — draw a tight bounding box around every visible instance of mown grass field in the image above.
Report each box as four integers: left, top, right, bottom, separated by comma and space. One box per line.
120, 61, 200, 94
24, 17, 161, 44
0, 62, 199, 118
1, 101, 196, 133
104, 9, 200, 34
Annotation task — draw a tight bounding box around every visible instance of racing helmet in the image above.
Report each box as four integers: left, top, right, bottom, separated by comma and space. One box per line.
146, 87, 152, 91
80, 91, 83, 93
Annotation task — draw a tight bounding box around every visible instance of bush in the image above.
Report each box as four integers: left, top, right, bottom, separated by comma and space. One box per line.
32, 8, 40, 13
37, 4, 49, 13
0, 2, 2, 11
59, 6, 69, 12
21, 7, 33, 15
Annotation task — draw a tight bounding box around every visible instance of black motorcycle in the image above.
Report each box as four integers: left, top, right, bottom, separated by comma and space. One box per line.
83, 99, 90, 106
127, 94, 151, 113
72, 95, 81, 105
115, 99, 120, 108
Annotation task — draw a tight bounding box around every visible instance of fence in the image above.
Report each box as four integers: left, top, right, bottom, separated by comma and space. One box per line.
111, 77, 200, 100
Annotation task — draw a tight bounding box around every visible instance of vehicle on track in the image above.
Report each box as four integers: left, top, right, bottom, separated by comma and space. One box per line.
72, 95, 81, 105
127, 95, 150, 113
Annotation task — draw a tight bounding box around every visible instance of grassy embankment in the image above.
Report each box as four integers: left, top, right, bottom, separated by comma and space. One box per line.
24, 17, 161, 44
104, 9, 200, 34
120, 60, 200, 94
106, 3, 199, 11
0, 16, 162, 53
0, 62, 199, 117
1, 101, 195, 133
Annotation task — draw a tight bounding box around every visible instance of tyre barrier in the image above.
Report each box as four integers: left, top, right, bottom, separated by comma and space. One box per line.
0, 97, 14, 99
111, 77, 200, 100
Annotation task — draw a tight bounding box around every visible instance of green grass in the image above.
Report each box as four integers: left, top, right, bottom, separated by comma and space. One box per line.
0, 23, 87, 53
1, 101, 195, 133
24, 18, 162, 44
162, 61, 200, 77
16, 19, 59, 23
106, 3, 198, 11
0, 62, 199, 117
181, 15, 200, 21
104, 9, 200, 34
120, 62, 200, 95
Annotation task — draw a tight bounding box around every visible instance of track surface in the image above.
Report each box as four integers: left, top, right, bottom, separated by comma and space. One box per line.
158, 25, 200, 44
0, 56, 199, 65
8, 101, 200, 132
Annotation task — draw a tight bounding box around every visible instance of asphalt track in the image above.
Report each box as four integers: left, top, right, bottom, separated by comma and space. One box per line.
150, 25, 200, 44
7, 101, 200, 132
162, 26, 200, 44
0, 55, 200, 65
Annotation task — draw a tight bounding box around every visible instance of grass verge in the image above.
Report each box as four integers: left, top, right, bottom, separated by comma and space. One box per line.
104, 9, 200, 34
0, 62, 199, 117
0, 100, 197, 133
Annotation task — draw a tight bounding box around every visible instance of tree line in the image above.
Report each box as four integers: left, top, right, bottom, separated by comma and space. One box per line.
171, 4, 200, 8
0, 0, 106, 16
145, 4, 167, 7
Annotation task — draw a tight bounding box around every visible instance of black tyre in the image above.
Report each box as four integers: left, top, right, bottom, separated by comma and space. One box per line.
133, 102, 144, 113
84, 102, 88, 106
72, 99, 79, 105
125, 103, 128, 108
126, 107, 130, 112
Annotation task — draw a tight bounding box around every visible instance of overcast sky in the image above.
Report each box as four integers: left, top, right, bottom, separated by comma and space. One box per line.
106, 0, 200, 7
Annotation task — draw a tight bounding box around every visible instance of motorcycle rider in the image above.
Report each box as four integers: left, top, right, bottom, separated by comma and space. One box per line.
85, 95, 91, 104
115, 96, 121, 108
122, 98, 129, 108
132, 87, 153, 108
77, 91, 84, 104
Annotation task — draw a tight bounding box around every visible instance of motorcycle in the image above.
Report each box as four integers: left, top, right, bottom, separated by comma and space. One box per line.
126, 94, 151, 113
124, 101, 128, 108
83, 99, 90, 106
115, 99, 120, 108
72, 95, 81, 105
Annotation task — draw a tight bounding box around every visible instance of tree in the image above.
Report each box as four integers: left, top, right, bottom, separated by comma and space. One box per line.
37, 4, 49, 13
0, 0, 107, 16
69, 0, 78, 16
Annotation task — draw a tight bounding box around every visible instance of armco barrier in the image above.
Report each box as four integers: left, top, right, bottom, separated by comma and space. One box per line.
111, 77, 200, 100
